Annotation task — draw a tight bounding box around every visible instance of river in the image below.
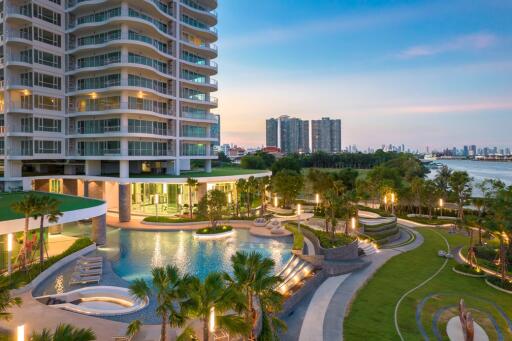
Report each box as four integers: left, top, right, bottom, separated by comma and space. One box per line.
427, 159, 512, 196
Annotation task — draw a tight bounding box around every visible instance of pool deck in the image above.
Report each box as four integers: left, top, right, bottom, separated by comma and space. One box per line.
106, 214, 293, 237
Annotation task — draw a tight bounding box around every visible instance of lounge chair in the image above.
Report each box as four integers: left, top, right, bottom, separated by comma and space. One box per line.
253, 217, 268, 227
271, 226, 285, 235
69, 273, 101, 285
79, 256, 103, 263
438, 250, 447, 257
75, 267, 102, 276
268, 220, 281, 230
76, 262, 102, 270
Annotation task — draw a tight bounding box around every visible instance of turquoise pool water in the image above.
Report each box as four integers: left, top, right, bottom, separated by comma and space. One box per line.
103, 228, 293, 282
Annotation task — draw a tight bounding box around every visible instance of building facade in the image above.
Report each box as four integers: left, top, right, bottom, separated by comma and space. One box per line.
266, 115, 308, 154
0, 0, 219, 187
265, 117, 278, 148
311, 117, 341, 153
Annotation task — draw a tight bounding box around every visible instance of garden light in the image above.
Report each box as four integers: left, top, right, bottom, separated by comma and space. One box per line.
17, 325, 24, 341
439, 198, 444, 207
7, 233, 13, 275
351, 217, 356, 230
227, 192, 232, 204
209, 306, 215, 333
178, 194, 182, 206
315, 193, 320, 205
274, 196, 278, 207
297, 204, 301, 216
391, 193, 395, 204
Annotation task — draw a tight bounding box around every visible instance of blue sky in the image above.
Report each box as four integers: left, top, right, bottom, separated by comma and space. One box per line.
215, 0, 512, 151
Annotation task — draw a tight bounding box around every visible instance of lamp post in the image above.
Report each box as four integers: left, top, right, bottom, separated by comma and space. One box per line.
439, 198, 444, 217
315, 193, 320, 207
154, 194, 159, 221
391, 193, 396, 216
178, 193, 182, 214
297, 204, 302, 234
7, 233, 13, 276
274, 195, 278, 208
384, 195, 388, 212
351, 216, 357, 236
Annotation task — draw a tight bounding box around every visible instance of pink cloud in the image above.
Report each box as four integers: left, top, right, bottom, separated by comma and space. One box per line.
398, 32, 498, 59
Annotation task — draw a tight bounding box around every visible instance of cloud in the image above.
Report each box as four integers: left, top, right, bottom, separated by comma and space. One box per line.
397, 33, 498, 59
221, 3, 443, 48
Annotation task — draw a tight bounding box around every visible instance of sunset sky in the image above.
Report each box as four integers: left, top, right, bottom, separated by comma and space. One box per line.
214, 0, 512, 151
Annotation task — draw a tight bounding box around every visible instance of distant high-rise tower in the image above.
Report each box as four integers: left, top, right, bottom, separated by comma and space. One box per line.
279, 115, 309, 154
266, 118, 279, 147
311, 117, 341, 153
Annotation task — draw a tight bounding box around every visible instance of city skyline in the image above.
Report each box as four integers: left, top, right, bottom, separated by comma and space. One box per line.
215, 0, 512, 149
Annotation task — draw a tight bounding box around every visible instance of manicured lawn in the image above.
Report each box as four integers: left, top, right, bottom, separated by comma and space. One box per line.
0, 192, 104, 222
130, 167, 270, 178
344, 228, 512, 340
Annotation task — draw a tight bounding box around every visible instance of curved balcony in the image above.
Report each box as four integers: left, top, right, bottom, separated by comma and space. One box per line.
180, 76, 217, 90
180, 20, 217, 41
180, 111, 217, 123
68, 101, 175, 119
180, 0, 217, 24
2, 54, 33, 68
68, 34, 174, 60
67, 0, 174, 22
180, 95, 218, 107
67, 9, 173, 42
179, 58, 217, 74
4, 6, 33, 24
68, 127, 175, 139
5, 32, 33, 46
180, 40, 217, 59
67, 57, 173, 79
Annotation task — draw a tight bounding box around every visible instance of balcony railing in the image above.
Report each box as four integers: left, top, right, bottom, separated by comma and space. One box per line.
181, 0, 217, 17
69, 33, 170, 55
181, 39, 217, 51
68, 56, 171, 75
181, 76, 217, 86
128, 127, 175, 136
181, 95, 218, 105
181, 111, 217, 121
128, 148, 175, 157
68, 101, 174, 116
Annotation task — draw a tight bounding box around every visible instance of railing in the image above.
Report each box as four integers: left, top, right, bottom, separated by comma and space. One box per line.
6, 32, 33, 41
69, 56, 171, 75
181, 77, 217, 86
181, 39, 218, 51
181, 20, 217, 35
181, 58, 217, 69
181, 0, 217, 17
68, 101, 174, 116
74, 149, 121, 156
181, 111, 217, 121
181, 131, 211, 138
67, 0, 173, 16
128, 127, 174, 136
5, 6, 32, 18
69, 33, 170, 55
74, 126, 121, 134
181, 95, 218, 104
128, 149, 175, 157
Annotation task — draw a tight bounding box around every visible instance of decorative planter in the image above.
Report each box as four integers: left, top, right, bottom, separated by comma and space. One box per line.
193, 229, 235, 240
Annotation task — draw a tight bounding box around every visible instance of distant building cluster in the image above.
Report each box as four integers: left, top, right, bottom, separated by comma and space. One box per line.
428, 145, 512, 160
266, 115, 341, 154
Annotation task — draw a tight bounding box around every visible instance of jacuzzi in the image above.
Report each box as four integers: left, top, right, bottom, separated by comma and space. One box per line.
35, 286, 148, 316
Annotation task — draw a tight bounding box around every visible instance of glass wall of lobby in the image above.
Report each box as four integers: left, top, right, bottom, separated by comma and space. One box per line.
130, 182, 236, 216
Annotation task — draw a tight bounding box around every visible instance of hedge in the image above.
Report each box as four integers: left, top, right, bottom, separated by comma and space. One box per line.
302, 226, 355, 249
195, 225, 233, 235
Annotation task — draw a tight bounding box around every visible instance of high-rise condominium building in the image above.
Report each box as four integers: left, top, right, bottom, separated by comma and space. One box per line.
265, 118, 278, 148
266, 115, 308, 154
311, 117, 341, 153
0, 0, 219, 184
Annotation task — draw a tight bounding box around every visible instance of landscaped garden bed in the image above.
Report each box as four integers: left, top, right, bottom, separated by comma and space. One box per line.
143, 216, 202, 223
485, 276, 512, 294
452, 263, 486, 277
285, 223, 304, 251
303, 226, 355, 249
194, 225, 234, 238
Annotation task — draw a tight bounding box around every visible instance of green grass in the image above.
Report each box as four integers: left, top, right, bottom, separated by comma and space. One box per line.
9, 238, 93, 289
344, 228, 512, 340
195, 225, 233, 234
285, 223, 304, 250
303, 226, 355, 248
130, 167, 270, 178
0, 191, 104, 222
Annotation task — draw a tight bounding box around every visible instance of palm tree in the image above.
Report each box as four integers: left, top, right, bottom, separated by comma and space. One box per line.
0, 277, 22, 321
10, 193, 40, 270
235, 179, 247, 217
182, 272, 249, 341
126, 320, 142, 340
227, 251, 284, 341
186, 178, 198, 219
484, 186, 512, 284
448, 171, 473, 222
434, 165, 452, 199
33, 196, 63, 268
258, 176, 271, 216
30, 324, 96, 341
246, 176, 258, 217
129, 265, 189, 341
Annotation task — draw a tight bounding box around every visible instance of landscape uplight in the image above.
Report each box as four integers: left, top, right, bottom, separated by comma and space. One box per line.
297, 204, 301, 216
315, 193, 320, 205
351, 217, 356, 230
209, 306, 215, 333
154, 194, 159, 220
17, 325, 24, 341
439, 198, 444, 216
274, 196, 278, 207
227, 192, 232, 204
7, 233, 13, 275
391, 193, 395, 204
384, 196, 388, 205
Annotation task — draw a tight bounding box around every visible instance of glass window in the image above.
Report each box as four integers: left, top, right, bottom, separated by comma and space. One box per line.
34, 50, 61, 68
34, 140, 61, 154
34, 95, 62, 111
33, 4, 61, 26
34, 117, 62, 132
77, 74, 120, 90
34, 27, 61, 47
34, 72, 61, 90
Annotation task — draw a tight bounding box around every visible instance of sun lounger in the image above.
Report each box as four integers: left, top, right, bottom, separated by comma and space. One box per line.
69, 273, 101, 285
75, 267, 102, 276
253, 218, 268, 227
79, 256, 103, 262
76, 262, 102, 271
438, 250, 447, 257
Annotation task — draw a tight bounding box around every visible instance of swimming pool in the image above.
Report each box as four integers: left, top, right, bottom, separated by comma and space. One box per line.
103, 228, 293, 282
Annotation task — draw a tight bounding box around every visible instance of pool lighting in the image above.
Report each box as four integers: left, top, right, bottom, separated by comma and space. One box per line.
209, 307, 215, 333
17, 325, 24, 341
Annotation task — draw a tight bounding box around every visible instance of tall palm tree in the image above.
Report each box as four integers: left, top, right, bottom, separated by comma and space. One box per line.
10, 193, 40, 270
227, 252, 284, 341
182, 272, 249, 341
434, 165, 452, 199
235, 179, 247, 217
33, 196, 63, 268
129, 265, 189, 341
0, 277, 22, 321
186, 178, 198, 219
448, 171, 473, 222
30, 324, 96, 341
246, 176, 258, 217
258, 176, 271, 217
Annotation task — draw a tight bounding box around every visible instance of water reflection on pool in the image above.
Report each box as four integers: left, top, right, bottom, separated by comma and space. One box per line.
103, 228, 293, 282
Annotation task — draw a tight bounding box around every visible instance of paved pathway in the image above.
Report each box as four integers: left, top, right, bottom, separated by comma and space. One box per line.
298, 274, 350, 341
